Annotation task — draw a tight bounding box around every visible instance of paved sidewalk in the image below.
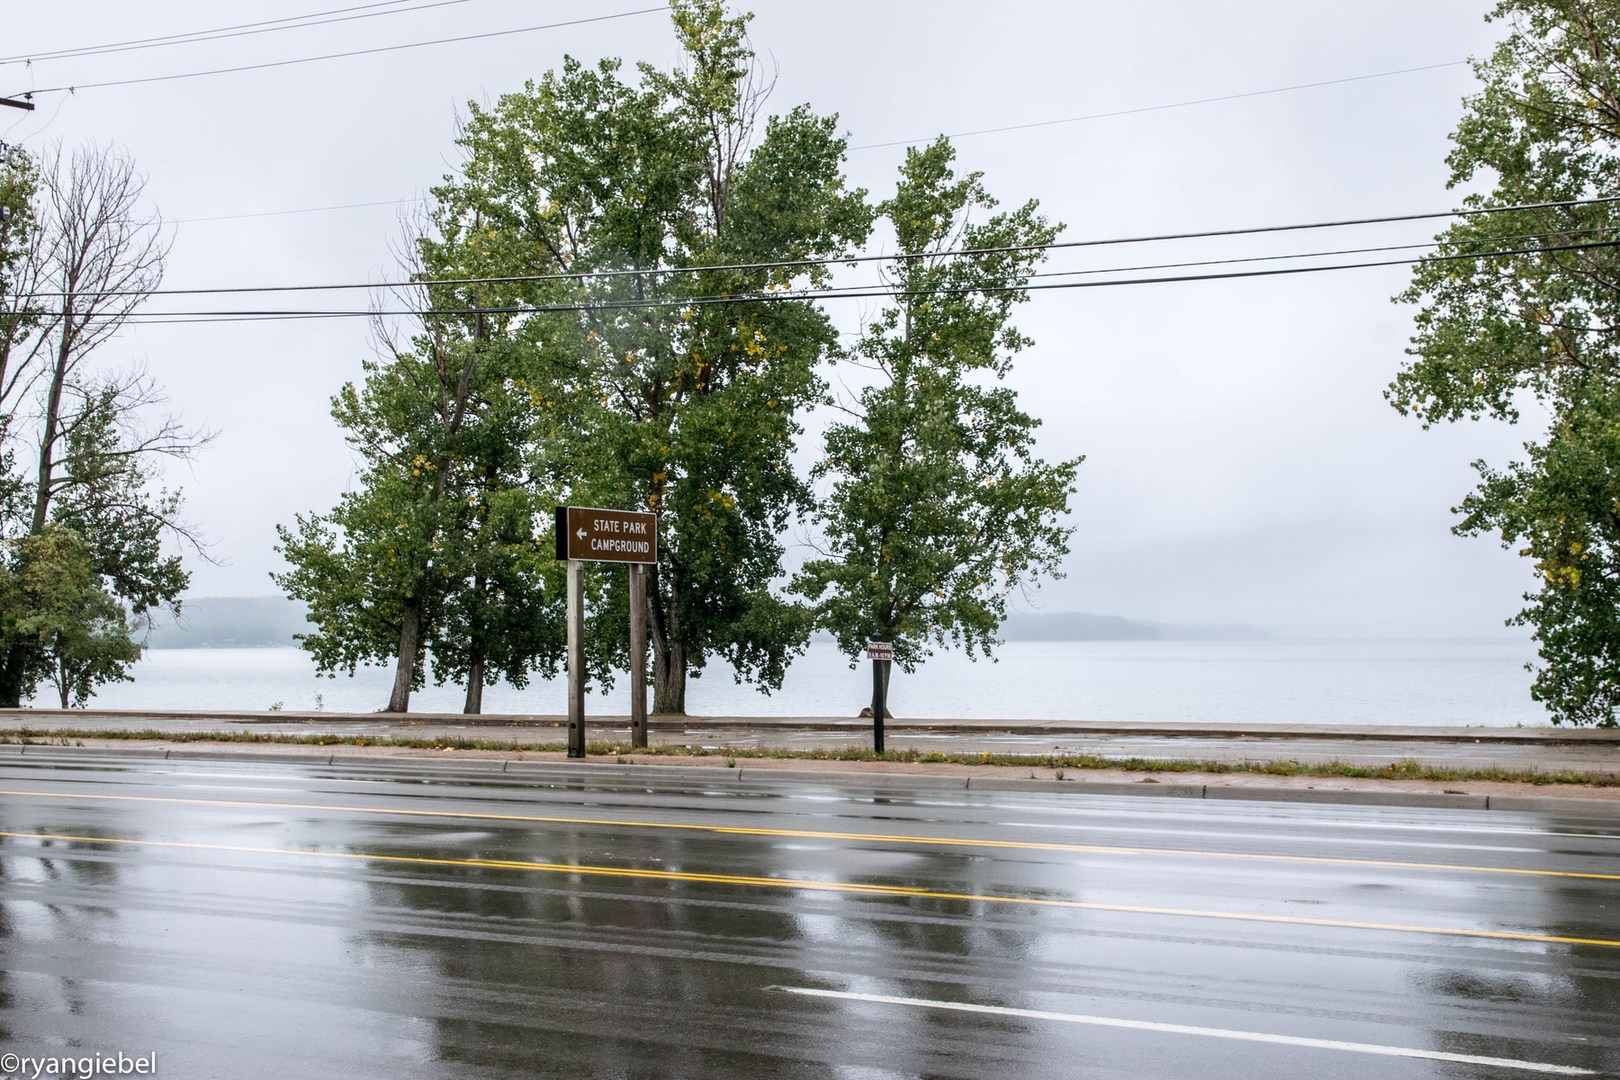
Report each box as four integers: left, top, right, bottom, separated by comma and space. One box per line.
2, 707, 1617, 774
4, 739, 1618, 817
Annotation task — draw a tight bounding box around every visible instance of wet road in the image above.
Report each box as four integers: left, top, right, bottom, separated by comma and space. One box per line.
2, 751, 1618, 1078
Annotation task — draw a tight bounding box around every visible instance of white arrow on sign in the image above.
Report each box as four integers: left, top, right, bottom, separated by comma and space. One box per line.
577, 528, 587, 539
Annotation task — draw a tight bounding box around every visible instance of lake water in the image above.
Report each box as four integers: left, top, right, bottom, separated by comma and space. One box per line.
58, 638, 1553, 727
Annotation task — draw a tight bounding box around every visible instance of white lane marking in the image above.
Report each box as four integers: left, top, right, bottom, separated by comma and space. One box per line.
766, 987, 1597, 1076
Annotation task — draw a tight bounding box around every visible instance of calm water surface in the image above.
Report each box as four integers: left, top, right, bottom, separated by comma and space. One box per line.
71, 638, 1548, 727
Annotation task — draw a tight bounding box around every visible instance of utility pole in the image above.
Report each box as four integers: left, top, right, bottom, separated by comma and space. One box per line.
0, 95, 34, 112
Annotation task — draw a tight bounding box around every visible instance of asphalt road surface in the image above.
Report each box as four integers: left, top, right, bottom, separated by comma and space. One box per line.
1, 750, 1617, 1078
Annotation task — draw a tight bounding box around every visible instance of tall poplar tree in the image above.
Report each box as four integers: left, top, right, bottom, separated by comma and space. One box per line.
275, 230, 564, 713
440, 0, 871, 712
794, 140, 1081, 671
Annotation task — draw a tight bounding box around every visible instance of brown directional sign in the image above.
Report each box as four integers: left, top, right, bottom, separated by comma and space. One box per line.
555, 506, 658, 564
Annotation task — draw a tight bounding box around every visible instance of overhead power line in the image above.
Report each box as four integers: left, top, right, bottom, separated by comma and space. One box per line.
32, 194, 1620, 302
159, 58, 1483, 227
115, 237, 1620, 325
1024, 224, 1610, 284
6, 53, 1476, 227
850, 60, 1471, 151
0, 0, 468, 67
8, 7, 667, 96
173, 198, 418, 225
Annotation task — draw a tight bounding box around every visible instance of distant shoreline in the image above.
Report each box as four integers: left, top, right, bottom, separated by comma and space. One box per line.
146, 597, 1270, 649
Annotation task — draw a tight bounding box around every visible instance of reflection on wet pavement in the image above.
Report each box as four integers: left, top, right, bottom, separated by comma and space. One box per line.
1, 751, 1617, 1078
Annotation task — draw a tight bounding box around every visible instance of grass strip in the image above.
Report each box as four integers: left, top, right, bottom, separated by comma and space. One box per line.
0, 726, 1615, 788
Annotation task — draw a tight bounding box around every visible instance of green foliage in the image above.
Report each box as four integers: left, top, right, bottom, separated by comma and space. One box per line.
274, 283, 566, 709
1457, 389, 1620, 723
0, 391, 190, 706
794, 140, 1081, 670
0, 149, 39, 529
1393, 1, 1620, 428
1394, 0, 1620, 725
439, 0, 872, 711
276, 465, 437, 687
0, 526, 141, 708
50, 387, 188, 620
0, 146, 39, 355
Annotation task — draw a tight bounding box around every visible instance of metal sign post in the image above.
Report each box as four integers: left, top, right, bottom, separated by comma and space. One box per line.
628, 562, 648, 748
555, 506, 659, 759
566, 558, 586, 758
867, 640, 893, 753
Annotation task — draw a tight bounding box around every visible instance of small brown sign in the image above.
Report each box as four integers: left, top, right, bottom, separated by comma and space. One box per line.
867, 641, 894, 661
555, 506, 658, 564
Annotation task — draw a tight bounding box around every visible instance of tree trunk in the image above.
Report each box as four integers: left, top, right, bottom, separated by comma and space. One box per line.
646, 566, 686, 715
388, 599, 421, 712
30, 327, 71, 535
463, 646, 485, 714
652, 638, 686, 715
463, 569, 486, 714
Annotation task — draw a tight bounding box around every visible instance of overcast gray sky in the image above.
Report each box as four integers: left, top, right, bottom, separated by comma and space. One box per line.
1, 1, 1522, 637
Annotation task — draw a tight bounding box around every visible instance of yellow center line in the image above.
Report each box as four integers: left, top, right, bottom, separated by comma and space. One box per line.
1, 786, 1617, 883
4, 827, 1618, 950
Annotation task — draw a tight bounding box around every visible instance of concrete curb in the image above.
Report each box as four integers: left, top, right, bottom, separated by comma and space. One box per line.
4, 742, 1619, 816
4, 708, 1619, 745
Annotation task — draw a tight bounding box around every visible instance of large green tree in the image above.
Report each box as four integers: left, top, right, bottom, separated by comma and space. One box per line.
275, 230, 565, 713
0, 142, 203, 708
794, 140, 1081, 671
440, 0, 871, 712
1394, 0, 1620, 724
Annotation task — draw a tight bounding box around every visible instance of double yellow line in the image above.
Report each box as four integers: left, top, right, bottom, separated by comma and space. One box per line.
3, 786, 1617, 883
3, 826, 1619, 949
3, 785, 1618, 949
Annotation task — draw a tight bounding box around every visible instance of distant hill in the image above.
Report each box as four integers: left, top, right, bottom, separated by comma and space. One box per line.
147, 597, 1266, 648
1001, 612, 1269, 642
1000, 612, 1158, 641
146, 596, 310, 649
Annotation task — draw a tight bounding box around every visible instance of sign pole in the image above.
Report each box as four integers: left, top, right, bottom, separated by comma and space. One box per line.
867, 640, 893, 753
555, 505, 658, 760
566, 557, 586, 758
871, 656, 885, 753
629, 563, 647, 748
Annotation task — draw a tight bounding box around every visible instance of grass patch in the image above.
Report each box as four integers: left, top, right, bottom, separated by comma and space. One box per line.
0, 727, 1614, 788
